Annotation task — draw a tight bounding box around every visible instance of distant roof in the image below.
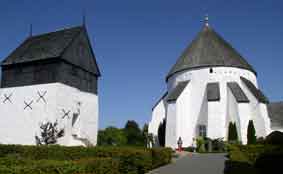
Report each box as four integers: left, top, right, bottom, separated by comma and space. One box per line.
166, 24, 256, 81
268, 102, 283, 128
240, 77, 268, 103
227, 82, 250, 103
167, 81, 189, 102
207, 82, 220, 101
1, 26, 100, 76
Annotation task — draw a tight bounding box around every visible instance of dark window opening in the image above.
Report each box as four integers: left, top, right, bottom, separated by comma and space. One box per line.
209, 68, 213, 73
198, 125, 207, 137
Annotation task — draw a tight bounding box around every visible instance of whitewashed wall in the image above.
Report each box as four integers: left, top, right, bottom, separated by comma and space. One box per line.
148, 99, 166, 146
157, 66, 272, 148
0, 83, 98, 146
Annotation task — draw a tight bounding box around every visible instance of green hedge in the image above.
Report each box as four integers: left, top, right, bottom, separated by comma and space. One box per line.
0, 157, 119, 174
151, 148, 172, 168
0, 145, 172, 174
226, 144, 283, 174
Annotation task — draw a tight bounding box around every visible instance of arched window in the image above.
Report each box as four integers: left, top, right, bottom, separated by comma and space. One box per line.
209, 68, 213, 73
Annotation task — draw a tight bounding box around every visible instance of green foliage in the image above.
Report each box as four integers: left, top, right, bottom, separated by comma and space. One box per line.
35, 120, 64, 145
0, 157, 119, 174
142, 124, 152, 147
0, 144, 172, 174
158, 119, 166, 147
247, 120, 257, 145
228, 122, 238, 142
196, 137, 206, 152
98, 126, 127, 146
226, 144, 283, 174
151, 148, 172, 168
124, 120, 144, 146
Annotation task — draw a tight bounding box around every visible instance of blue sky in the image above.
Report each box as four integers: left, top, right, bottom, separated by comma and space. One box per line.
0, 0, 282, 129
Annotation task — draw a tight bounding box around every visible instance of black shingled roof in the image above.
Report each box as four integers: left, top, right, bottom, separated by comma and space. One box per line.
207, 82, 220, 101
227, 82, 250, 103
268, 102, 283, 128
240, 77, 268, 104
166, 25, 256, 81
1, 26, 100, 76
167, 81, 189, 102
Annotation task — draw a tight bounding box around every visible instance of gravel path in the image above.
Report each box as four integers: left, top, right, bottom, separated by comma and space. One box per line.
148, 153, 227, 174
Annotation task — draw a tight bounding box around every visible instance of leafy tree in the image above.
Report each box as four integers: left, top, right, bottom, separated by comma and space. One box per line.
158, 119, 166, 147
35, 120, 64, 145
124, 120, 144, 146
97, 126, 127, 146
228, 122, 238, 142
247, 120, 256, 144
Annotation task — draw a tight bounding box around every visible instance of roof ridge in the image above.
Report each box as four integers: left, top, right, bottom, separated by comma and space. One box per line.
28, 25, 83, 39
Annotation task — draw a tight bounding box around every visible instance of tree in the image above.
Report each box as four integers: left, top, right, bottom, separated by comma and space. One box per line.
124, 120, 144, 146
97, 126, 127, 146
158, 119, 166, 147
35, 120, 64, 145
247, 120, 256, 144
228, 122, 238, 142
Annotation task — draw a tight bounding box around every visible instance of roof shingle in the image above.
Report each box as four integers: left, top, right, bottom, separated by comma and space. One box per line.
166, 25, 255, 81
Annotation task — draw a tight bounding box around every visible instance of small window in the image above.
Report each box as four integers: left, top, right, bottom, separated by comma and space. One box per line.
209, 68, 213, 73
198, 125, 207, 137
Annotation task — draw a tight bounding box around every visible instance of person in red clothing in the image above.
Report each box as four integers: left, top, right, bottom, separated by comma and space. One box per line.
177, 137, 183, 152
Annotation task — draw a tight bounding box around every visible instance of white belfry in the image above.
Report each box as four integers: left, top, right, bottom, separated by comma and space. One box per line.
149, 20, 282, 148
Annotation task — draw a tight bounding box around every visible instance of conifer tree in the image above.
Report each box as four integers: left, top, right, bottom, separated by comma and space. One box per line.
247, 120, 256, 144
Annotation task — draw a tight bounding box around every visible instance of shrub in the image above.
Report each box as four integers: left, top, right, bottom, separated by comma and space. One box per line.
265, 131, 283, 145
151, 148, 172, 168
196, 137, 206, 152
0, 145, 173, 174
247, 120, 256, 145
0, 157, 119, 174
255, 150, 283, 174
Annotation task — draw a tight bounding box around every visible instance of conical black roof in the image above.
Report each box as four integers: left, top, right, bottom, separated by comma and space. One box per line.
166, 24, 256, 81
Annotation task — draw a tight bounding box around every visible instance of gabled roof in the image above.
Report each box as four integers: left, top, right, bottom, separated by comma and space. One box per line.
167, 81, 189, 102
240, 77, 268, 103
166, 24, 255, 81
227, 82, 250, 103
268, 102, 283, 128
1, 26, 100, 76
207, 82, 220, 101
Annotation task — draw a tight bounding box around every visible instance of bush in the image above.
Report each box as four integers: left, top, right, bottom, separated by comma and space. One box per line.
265, 131, 283, 145
255, 150, 283, 174
196, 137, 206, 152
151, 148, 172, 168
0, 157, 119, 174
0, 145, 172, 174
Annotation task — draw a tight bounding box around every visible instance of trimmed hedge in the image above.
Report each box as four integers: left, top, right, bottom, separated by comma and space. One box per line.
0, 157, 119, 174
0, 145, 172, 174
226, 144, 283, 174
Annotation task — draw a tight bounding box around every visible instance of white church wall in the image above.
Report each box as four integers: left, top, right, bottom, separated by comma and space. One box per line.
175, 82, 195, 147
160, 66, 271, 148
227, 87, 241, 141
149, 98, 166, 146
240, 80, 271, 138
165, 102, 177, 148
0, 83, 98, 146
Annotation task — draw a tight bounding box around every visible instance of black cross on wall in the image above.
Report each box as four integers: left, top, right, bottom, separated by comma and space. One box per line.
3, 93, 13, 104
36, 91, 47, 103
24, 100, 33, 110
61, 109, 71, 119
